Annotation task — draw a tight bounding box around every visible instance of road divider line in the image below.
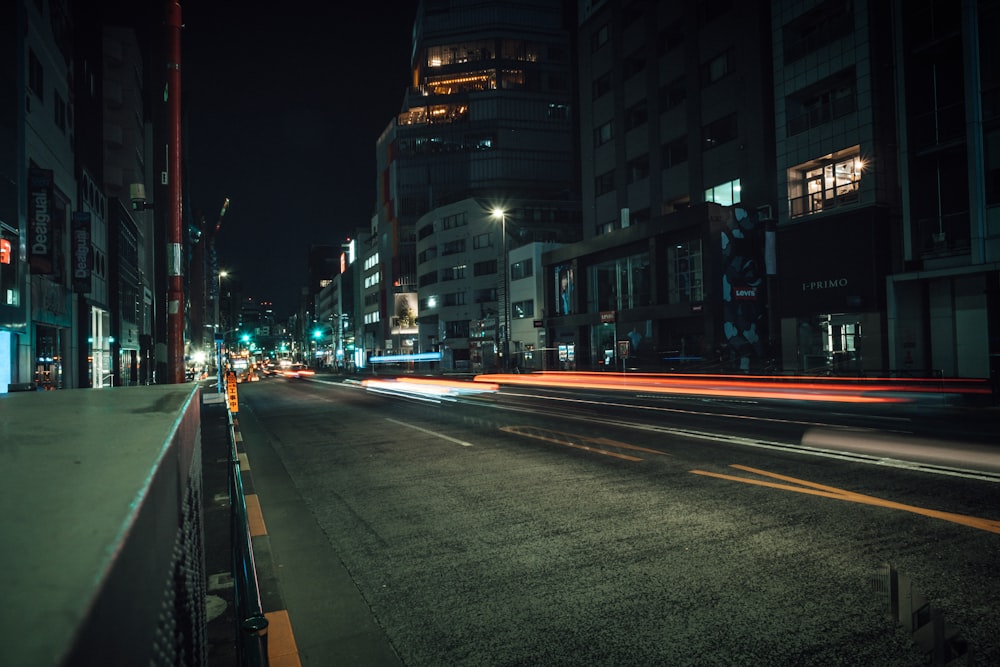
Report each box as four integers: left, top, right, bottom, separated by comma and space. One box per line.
691, 465, 1000, 534
501, 426, 657, 461
386, 417, 473, 447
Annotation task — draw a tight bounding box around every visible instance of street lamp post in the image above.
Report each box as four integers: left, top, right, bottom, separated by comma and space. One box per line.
491, 208, 510, 371
215, 270, 228, 392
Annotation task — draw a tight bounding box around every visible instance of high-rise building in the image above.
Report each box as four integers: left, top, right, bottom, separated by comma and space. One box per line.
552, 0, 997, 379
366, 0, 581, 370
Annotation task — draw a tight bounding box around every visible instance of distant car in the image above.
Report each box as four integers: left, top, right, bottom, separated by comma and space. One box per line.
282, 364, 316, 379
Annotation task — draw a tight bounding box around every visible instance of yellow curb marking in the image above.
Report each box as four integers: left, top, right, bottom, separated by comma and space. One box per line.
691, 464, 1000, 534
244, 493, 268, 536
265, 609, 301, 667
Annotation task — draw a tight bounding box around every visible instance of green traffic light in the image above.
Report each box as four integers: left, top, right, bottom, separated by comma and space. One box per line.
312, 329, 322, 339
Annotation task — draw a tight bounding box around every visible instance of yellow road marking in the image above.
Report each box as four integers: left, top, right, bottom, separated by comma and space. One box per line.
264, 609, 301, 667
238, 451, 250, 472
244, 493, 268, 536
501, 426, 671, 461
691, 464, 1000, 534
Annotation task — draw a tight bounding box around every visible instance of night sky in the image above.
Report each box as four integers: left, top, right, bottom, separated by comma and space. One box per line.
179, 2, 417, 316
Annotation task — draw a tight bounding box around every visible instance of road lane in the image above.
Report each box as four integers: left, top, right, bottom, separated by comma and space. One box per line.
234, 377, 999, 666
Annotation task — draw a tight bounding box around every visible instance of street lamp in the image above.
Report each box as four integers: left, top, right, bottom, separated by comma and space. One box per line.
215, 270, 228, 392
491, 208, 510, 371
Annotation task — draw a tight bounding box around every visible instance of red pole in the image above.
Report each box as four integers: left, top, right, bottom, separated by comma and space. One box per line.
166, 1, 184, 383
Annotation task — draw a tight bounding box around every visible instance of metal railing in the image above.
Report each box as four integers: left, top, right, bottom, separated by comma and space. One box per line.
228, 408, 269, 666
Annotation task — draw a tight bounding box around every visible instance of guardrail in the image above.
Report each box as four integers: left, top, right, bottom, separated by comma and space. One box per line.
227, 407, 270, 665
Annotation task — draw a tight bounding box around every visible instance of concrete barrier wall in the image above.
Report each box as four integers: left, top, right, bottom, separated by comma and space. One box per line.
0, 384, 206, 666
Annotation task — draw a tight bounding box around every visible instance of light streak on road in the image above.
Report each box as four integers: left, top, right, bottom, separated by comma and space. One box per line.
473, 371, 992, 404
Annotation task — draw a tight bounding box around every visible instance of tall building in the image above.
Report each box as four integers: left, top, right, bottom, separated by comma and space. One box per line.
551, 0, 777, 372
366, 0, 581, 370
553, 0, 997, 379
884, 0, 998, 379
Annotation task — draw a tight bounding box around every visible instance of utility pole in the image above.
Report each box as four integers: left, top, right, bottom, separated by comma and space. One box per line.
165, 0, 184, 383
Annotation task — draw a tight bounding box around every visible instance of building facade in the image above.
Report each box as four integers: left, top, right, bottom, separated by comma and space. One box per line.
366, 0, 580, 370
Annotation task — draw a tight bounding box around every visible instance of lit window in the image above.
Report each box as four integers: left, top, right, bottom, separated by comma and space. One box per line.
668, 241, 703, 303
787, 147, 863, 217
705, 179, 741, 206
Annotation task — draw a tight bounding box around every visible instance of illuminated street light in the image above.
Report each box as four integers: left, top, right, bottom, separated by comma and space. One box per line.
491, 208, 510, 371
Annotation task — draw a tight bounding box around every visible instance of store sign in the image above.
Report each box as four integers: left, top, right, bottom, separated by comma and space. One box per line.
802, 278, 848, 291
600, 310, 616, 323
72, 211, 92, 293
28, 168, 55, 274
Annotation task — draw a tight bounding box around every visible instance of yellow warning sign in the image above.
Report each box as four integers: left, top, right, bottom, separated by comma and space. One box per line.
226, 370, 239, 414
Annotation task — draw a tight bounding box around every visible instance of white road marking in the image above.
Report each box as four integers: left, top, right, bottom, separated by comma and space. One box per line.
386, 418, 473, 447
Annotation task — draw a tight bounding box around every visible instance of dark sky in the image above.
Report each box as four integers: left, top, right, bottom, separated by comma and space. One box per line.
179, 2, 417, 316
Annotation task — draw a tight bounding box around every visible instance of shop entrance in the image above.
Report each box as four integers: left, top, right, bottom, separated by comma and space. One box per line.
797, 314, 862, 374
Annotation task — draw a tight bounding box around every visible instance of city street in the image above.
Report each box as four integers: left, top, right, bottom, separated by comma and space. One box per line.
230, 375, 1000, 666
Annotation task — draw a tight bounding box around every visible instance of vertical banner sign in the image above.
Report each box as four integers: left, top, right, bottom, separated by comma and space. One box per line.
226, 370, 239, 414
28, 168, 55, 274
72, 211, 92, 293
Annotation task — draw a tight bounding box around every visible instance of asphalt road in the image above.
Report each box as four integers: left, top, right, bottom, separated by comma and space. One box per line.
233, 374, 1000, 666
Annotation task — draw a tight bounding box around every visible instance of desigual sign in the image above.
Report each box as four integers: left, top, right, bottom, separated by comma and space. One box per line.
28, 168, 54, 274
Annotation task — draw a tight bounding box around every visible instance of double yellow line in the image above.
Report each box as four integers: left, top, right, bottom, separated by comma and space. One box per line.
499, 425, 999, 535
692, 464, 1000, 534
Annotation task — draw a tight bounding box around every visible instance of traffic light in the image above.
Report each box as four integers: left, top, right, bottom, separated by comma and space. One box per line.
312, 328, 323, 340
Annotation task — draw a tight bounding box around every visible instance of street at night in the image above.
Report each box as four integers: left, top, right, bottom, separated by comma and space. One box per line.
227, 374, 1000, 665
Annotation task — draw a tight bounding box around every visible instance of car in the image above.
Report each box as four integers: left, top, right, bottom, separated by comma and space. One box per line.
282, 364, 316, 379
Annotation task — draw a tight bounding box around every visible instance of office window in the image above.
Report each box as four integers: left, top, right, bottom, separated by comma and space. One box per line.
591, 23, 610, 52
701, 49, 733, 86
662, 136, 688, 168
472, 233, 491, 249
593, 71, 612, 100
657, 20, 683, 56
788, 148, 863, 217
446, 320, 470, 338
511, 258, 533, 280
442, 212, 467, 229
783, 0, 854, 65
627, 155, 650, 184
592, 253, 651, 311
474, 259, 497, 276
442, 239, 466, 255
474, 287, 496, 303
54, 93, 67, 132
705, 179, 742, 206
547, 103, 570, 120
442, 264, 466, 281
786, 69, 856, 136
623, 51, 646, 80
419, 271, 438, 287
703, 113, 737, 149
595, 170, 615, 196
512, 300, 534, 319
668, 240, 703, 303
443, 291, 466, 306
594, 120, 613, 147
625, 100, 648, 131
596, 220, 616, 235
28, 50, 44, 101
659, 78, 685, 111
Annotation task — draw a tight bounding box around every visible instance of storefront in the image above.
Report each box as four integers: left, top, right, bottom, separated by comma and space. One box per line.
777, 209, 890, 374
